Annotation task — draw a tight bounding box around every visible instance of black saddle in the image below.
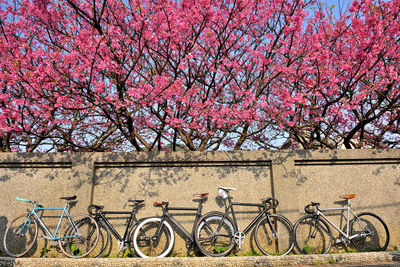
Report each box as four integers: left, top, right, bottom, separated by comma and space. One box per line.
128, 199, 144, 203
60, 195, 77, 201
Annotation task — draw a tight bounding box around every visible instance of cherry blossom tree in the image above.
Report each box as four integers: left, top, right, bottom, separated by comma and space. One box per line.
0, 0, 399, 152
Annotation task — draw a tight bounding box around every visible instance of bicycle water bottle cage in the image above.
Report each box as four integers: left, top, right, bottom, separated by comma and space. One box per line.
339, 194, 356, 199
193, 193, 209, 198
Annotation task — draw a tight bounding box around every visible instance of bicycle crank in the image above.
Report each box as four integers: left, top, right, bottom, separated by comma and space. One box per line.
234, 232, 245, 250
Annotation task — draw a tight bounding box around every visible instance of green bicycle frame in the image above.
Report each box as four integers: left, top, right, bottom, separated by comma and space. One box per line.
16, 197, 79, 241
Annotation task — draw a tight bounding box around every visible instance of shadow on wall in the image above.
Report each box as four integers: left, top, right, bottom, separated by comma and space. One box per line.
94, 160, 274, 200
0, 216, 7, 256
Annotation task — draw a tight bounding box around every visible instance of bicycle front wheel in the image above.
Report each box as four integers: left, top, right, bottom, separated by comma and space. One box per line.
194, 211, 236, 257
58, 214, 99, 258
294, 215, 333, 254
3, 214, 38, 257
73, 217, 111, 258
255, 214, 294, 256
350, 212, 389, 252
132, 217, 174, 258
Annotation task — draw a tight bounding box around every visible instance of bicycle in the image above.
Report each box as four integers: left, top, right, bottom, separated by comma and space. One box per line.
3, 195, 99, 258
293, 194, 390, 254
132, 193, 209, 258
85, 199, 144, 257
194, 187, 294, 257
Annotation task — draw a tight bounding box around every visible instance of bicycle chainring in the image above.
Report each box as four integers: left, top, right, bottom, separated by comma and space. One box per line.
234, 231, 245, 249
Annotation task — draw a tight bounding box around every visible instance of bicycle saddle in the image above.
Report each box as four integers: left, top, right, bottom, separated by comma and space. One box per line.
128, 199, 144, 203
339, 194, 356, 199
193, 193, 209, 198
154, 201, 168, 206
219, 187, 237, 192
60, 195, 77, 201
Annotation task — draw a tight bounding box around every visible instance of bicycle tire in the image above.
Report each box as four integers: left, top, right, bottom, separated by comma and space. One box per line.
58, 214, 99, 258
3, 213, 38, 257
294, 215, 333, 254
70, 216, 110, 258
194, 211, 236, 257
350, 212, 389, 252
132, 217, 174, 258
127, 219, 143, 257
89, 218, 111, 258
254, 214, 294, 256
95, 219, 111, 257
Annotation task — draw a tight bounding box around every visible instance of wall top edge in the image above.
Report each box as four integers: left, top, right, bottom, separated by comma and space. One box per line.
0, 149, 399, 163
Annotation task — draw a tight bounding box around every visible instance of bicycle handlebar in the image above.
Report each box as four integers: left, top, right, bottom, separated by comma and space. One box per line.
262, 197, 279, 210
305, 202, 319, 214
16, 197, 43, 208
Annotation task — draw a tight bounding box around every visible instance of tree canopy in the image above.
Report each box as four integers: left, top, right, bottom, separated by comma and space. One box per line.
0, 0, 399, 152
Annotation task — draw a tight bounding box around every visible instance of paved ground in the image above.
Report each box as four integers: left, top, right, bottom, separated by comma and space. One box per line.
0, 251, 399, 267
289, 263, 400, 267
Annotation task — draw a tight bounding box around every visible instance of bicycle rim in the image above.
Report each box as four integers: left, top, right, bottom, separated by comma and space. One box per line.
3, 214, 38, 257
350, 212, 389, 252
255, 214, 294, 256
133, 217, 174, 258
294, 215, 333, 254
58, 214, 99, 258
195, 212, 235, 257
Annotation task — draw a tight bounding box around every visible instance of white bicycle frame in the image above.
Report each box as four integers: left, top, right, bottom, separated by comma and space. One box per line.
316, 199, 369, 240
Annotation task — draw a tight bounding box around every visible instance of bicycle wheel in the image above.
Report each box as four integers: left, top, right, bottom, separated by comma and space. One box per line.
255, 214, 294, 256
127, 220, 141, 257
73, 217, 110, 258
3, 214, 38, 257
132, 217, 174, 258
194, 211, 236, 257
350, 212, 389, 252
294, 215, 333, 254
93, 219, 111, 258
58, 214, 99, 258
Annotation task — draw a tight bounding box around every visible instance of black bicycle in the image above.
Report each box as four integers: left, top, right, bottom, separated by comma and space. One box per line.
85, 199, 144, 257
132, 193, 209, 258
194, 187, 294, 257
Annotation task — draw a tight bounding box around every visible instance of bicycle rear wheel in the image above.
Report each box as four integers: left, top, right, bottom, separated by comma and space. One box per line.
132, 217, 174, 258
350, 212, 389, 252
58, 214, 99, 258
294, 215, 333, 254
255, 214, 294, 256
3, 214, 38, 257
73, 217, 111, 258
194, 211, 236, 257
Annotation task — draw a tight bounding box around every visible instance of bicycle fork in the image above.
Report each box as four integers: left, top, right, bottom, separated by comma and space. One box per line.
310, 216, 320, 239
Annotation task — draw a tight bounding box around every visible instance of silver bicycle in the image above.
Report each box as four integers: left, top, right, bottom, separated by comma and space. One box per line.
293, 194, 389, 254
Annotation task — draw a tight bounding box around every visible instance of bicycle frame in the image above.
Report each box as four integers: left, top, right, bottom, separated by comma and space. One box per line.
26, 202, 78, 241
316, 201, 364, 240
223, 197, 273, 236
96, 209, 137, 243
156, 199, 205, 244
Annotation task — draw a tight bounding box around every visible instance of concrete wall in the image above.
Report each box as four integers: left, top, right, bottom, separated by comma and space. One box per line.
0, 150, 399, 257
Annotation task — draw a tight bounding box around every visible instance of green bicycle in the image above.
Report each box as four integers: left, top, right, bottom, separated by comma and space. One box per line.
3, 196, 99, 258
